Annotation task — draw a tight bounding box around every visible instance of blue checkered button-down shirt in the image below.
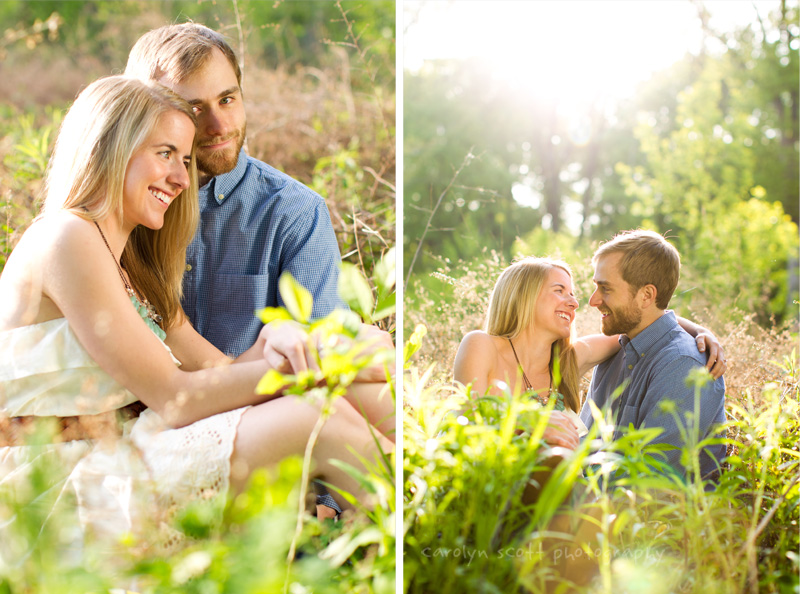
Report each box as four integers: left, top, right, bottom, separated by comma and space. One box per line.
181, 149, 344, 357
579, 310, 726, 480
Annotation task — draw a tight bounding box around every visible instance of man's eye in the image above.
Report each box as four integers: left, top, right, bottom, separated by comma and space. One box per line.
220, 97, 233, 105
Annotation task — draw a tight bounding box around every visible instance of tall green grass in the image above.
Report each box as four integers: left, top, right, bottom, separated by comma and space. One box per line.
403, 324, 799, 594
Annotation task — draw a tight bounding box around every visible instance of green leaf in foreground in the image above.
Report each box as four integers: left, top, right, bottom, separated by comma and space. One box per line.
257, 306, 293, 324
403, 324, 427, 369
373, 247, 396, 296
339, 262, 375, 321
255, 369, 289, 395
279, 272, 313, 323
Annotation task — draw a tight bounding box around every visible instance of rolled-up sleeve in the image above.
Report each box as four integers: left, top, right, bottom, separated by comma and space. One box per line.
277, 199, 345, 320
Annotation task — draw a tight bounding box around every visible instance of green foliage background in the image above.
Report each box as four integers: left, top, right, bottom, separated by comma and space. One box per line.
404, 1, 798, 330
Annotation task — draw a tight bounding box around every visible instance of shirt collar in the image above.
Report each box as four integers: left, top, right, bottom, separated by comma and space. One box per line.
625, 309, 677, 358
199, 148, 248, 205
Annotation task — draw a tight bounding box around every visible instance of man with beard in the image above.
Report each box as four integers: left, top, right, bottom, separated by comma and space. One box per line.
579, 230, 726, 482
125, 24, 362, 519
125, 23, 344, 357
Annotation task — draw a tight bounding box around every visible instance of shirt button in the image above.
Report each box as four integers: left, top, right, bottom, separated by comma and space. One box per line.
186, 264, 192, 272
628, 364, 633, 370
218, 193, 225, 201
640, 353, 645, 357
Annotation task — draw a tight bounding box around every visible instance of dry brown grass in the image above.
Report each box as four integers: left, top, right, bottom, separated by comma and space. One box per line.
0, 41, 395, 283
243, 57, 396, 277
407, 256, 798, 406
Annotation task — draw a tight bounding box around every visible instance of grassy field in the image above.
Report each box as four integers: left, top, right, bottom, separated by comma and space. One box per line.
403, 256, 799, 594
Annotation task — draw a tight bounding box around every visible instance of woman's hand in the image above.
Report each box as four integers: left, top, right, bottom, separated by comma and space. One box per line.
694, 330, 726, 379
258, 321, 320, 375
259, 321, 393, 381
676, 316, 727, 379
541, 411, 580, 450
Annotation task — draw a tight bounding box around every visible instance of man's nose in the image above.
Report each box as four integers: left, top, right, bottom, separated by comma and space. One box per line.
588, 289, 601, 308
201, 108, 227, 138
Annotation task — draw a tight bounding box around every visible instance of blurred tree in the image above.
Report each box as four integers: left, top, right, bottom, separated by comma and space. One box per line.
404, 1, 797, 326
404, 58, 541, 285
693, 0, 798, 221
617, 2, 799, 322
0, 1, 394, 83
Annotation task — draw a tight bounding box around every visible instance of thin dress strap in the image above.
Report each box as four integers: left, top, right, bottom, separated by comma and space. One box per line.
508, 338, 556, 404
508, 338, 533, 391
92, 219, 163, 328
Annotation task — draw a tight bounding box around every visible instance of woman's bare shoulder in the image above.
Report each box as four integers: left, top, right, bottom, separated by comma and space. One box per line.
0, 212, 95, 328
456, 331, 506, 369
459, 330, 502, 352
31, 213, 105, 275
454, 331, 495, 389
36, 210, 93, 239
16, 211, 93, 252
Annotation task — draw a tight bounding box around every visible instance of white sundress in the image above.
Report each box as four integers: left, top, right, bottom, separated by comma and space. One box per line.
0, 305, 248, 560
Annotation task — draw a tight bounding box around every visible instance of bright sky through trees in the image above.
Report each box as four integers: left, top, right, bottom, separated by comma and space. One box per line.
404, 0, 784, 234
405, 1, 772, 101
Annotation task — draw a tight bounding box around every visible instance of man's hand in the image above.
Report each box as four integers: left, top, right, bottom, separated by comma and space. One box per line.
353, 324, 395, 382
319, 323, 395, 383
541, 411, 580, 450
695, 331, 726, 379
259, 321, 320, 375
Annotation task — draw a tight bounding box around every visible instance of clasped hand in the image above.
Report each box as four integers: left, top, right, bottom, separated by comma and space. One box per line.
257, 320, 394, 382
541, 411, 581, 451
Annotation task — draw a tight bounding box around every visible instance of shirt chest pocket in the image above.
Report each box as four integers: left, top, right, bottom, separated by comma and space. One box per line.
617, 404, 641, 430
210, 273, 273, 320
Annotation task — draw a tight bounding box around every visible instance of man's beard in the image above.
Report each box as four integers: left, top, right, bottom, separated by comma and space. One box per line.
196, 123, 246, 177
600, 301, 642, 336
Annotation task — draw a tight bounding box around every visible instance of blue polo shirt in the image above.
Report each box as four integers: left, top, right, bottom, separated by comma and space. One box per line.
181, 149, 344, 356
579, 310, 727, 480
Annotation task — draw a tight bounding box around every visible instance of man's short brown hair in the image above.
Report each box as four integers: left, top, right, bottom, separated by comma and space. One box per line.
125, 22, 241, 87
593, 230, 681, 309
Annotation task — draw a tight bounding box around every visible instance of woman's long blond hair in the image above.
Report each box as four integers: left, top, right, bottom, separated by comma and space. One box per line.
42, 75, 199, 331
485, 257, 581, 412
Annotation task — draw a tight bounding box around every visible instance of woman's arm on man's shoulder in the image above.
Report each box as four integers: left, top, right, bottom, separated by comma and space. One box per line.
573, 334, 622, 376
675, 316, 726, 379
573, 316, 725, 379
